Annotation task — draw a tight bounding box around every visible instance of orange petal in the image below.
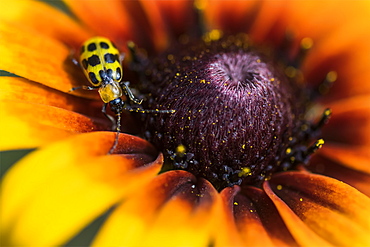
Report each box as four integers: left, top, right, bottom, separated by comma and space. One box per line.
137, 0, 171, 51
265, 172, 370, 246
215, 187, 245, 247
0, 76, 101, 116
0, 22, 89, 94
93, 171, 220, 247
232, 186, 297, 246
0, 76, 137, 132
248, 0, 287, 44
0, 100, 108, 150
203, 0, 259, 34
64, 0, 135, 51
279, 1, 370, 41
1, 132, 161, 246
304, 37, 370, 102
309, 155, 370, 198
320, 143, 370, 174
0, 0, 91, 48
322, 95, 370, 146
146, 0, 197, 39
296, 1, 370, 101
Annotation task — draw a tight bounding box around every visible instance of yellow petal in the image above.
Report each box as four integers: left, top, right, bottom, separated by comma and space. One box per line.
265, 171, 370, 246
0, 100, 108, 150
0, 0, 91, 48
1, 132, 161, 246
0, 22, 93, 97
93, 171, 221, 247
0, 76, 101, 115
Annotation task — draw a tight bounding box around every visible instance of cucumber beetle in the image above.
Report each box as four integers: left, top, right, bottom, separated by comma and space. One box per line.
70, 36, 174, 154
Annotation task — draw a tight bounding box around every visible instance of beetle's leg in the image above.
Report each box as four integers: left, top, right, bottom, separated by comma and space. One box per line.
108, 112, 121, 155
69, 85, 98, 92
120, 81, 143, 104
102, 103, 117, 130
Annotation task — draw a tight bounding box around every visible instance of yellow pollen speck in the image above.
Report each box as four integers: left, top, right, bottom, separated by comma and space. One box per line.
316, 139, 325, 149
285, 66, 297, 78
277, 185, 283, 190
256, 59, 261, 63
270, 78, 275, 82
301, 37, 314, 50
176, 72, 180, 76
234, 202, 239, 206
176, 144, 186, 154
238, 167, 252, 177
250, 209, 254, 213
326, 71, 337, 82
167, 54, 174, 60
203, 29, 223, 42
200, 79, 206, 83
324, 108, 332, 117
242, 144, 246, 149
209, 29, 222, 40
250, 146, 253, 148
286, 148, 292, 154
299, 198, 303, 202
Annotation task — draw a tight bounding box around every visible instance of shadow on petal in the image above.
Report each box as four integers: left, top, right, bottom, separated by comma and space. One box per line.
233, 186, 298, 246
93, 170, 221, 247
265, 171, 370, 246
309, 155, 370, 198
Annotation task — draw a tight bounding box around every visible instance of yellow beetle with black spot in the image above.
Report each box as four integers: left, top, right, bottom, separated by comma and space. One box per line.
80, 37, 120, 102
71, 36, 174, 154
78, 36, 141, 104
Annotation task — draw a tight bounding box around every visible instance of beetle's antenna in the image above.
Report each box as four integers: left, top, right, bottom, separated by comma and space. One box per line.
127, 108, 176, 114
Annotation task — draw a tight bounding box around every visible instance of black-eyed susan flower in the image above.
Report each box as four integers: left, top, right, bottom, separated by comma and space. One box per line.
1, 0, 370, 246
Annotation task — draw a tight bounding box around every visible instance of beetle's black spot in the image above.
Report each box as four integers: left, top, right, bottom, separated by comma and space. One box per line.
106, 68, 113, 79
81, 59, 88, 70
116, 67, 122, 80
88, 55, 101, 67
100, 42, 109, 49
87, 43, 97, 52
80, 45, 85, 54
104, 53, 116, 63
99, 70, 107, 81
88, 72, 99, 85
